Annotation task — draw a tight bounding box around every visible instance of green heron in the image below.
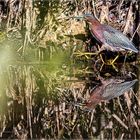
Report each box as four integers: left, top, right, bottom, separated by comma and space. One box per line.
85, 78, 137, 109
74, 14, 138, 65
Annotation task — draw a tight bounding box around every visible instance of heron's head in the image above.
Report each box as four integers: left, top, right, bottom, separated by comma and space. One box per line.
83, 14, 96, 23
73, 13, 96, 22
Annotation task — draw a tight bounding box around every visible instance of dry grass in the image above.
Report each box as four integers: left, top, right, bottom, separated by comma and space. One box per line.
0, 0, 139, 139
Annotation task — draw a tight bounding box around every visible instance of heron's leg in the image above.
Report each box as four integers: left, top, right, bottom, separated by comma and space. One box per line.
111, 55, 119, 65
111, 63, 118, 72
108, 55, 119, 72
99, 51, 119, 65
100, 54, 119, 71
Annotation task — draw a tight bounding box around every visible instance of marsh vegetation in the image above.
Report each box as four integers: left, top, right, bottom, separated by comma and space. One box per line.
0, 0, 139, 139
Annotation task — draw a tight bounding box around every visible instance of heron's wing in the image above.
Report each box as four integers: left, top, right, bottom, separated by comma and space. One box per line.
103, 25, 138, 53
102, 79, 138, 100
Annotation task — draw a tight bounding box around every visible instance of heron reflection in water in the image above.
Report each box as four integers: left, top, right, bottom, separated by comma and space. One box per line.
84, 77, 138, 109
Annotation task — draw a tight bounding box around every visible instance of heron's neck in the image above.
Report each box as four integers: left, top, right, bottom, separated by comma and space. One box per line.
90, 18, 101, 26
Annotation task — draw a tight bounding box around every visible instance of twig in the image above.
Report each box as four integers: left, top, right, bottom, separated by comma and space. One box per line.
131, 23, 140, 41
112, 114, 128, 130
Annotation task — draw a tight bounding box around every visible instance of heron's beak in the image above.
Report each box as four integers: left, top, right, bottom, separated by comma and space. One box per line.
72, 15, 84, 20
72, 14, 93, 20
